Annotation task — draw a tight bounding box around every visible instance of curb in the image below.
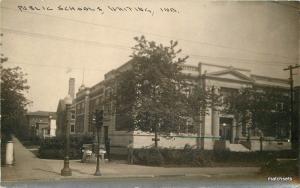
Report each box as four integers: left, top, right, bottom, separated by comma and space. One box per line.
1, 172, 260, 183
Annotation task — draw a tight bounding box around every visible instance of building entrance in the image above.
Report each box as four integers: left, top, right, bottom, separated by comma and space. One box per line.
219, 117, 233, 143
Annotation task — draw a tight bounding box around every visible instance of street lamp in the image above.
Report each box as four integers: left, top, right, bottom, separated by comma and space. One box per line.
94, 110, 103, 176
61, 95, 72, 176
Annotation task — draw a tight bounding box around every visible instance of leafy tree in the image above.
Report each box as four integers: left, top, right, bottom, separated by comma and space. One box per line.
187, 82, 223, 134
222, 87, 290, 139
114, 36, 222, 147
1, 57, 31, 138
114, 36, 191, 145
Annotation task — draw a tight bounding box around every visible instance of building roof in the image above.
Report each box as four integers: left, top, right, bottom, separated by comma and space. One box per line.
75, 60, 289, 97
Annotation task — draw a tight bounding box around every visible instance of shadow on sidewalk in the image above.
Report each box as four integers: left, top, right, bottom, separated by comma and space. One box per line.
72, 168, 94, 176
32, 168, 61, 176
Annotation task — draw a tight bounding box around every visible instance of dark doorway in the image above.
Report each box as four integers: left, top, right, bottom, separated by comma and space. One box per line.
219, 117, 233, 142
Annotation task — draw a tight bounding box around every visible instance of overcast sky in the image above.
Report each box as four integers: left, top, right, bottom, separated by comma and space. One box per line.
1, 0, 299, 112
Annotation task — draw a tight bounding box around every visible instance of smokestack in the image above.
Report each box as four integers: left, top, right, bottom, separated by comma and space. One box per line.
68, 78, 75, 99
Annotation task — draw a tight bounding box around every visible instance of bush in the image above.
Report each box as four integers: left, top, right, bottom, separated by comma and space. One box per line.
131, 148, 296, 167
147, 148, 164, 166
260, 158, 298, 177
213, 150, 296, 164
133, 148, 214, 167
39, 135, 93, 159
133, 147, 164, 166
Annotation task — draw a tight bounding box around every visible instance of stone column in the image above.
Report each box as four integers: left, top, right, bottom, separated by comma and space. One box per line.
203, 108, 213, 150
231, 119, 237, 143
212, 109, 220, 138
236, 123, 242, 139
211, 86, 220, 139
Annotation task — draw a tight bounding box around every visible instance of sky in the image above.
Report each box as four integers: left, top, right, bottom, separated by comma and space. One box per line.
1, 0, 299, 112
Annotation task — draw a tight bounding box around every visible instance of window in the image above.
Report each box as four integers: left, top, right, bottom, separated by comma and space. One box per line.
70, 124, 75, 132
105, 103, 111, 113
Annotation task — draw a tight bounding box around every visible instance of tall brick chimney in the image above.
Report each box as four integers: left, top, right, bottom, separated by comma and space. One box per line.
68, 78, 75, 99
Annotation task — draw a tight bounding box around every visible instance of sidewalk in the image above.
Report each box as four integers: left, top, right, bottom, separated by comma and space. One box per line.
1, 137, 261, 182
1, 137, 59, 181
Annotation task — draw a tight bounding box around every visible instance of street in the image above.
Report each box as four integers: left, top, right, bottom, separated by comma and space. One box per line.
2, 176, 299, 188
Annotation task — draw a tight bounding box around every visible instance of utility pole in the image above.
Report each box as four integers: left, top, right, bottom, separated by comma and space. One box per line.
283, 64, 300, 151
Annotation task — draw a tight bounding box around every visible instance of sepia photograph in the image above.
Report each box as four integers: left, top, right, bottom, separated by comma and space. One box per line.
1, 0, 300, 187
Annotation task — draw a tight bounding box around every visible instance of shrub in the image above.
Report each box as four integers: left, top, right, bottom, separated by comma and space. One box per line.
133, 147, 164, 166
131, 148, 296, 167
160, 148, 183, 164
260, 158, 298, 177
39, 135, 93, 159
190, 150, 214, 166
133, 148, 214, 167
147, 148, 164, 166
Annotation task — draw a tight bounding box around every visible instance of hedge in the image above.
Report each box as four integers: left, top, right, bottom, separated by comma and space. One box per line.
260, 158, 298, 177
132, 146, 214, 167
39, 135, 93, 159
131, 146, 296, 167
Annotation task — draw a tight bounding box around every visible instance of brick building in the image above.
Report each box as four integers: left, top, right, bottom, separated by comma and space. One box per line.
26, 111, 56, 139
70, 61, 291, 153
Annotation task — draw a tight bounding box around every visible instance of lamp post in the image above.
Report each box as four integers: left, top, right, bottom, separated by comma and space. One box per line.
94, 110, 103, 176
61, 95, 72, 176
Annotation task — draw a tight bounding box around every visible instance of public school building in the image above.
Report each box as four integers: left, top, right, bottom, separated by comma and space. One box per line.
66, 61, 291, 154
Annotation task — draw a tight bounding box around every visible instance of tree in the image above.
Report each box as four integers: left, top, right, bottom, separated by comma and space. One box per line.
114, 36, 223, 148
1, 57, 31, 138
222, 87, 290, 139
115, 36, 191, 145
187, 80, 223, 132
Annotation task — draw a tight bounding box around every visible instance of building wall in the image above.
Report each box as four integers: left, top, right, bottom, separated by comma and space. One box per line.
75, 88, 90, 135
27, 115, 51, 138
73, 62, 291, 151
49, 119, 56, 137
132, 132, 198, 149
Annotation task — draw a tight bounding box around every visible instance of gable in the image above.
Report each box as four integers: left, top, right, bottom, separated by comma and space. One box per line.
215, 72, 252, 81
206, 69, 254, 82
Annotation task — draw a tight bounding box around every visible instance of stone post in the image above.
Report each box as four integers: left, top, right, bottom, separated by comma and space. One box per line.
212, 109, 219, 138
231, 119, 237, 143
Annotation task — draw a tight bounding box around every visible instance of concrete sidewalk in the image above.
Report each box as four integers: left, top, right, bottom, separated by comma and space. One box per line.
1, 137, 59, 181
1, 137, 261, 182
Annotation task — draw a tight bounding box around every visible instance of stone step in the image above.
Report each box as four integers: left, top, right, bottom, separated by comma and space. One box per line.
228, 143, 250, 152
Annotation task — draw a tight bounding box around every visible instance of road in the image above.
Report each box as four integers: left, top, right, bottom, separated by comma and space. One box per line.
2, 176, 299, 188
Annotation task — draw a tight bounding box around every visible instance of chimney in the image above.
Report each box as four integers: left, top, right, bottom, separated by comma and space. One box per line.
68, 78, 75, 99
